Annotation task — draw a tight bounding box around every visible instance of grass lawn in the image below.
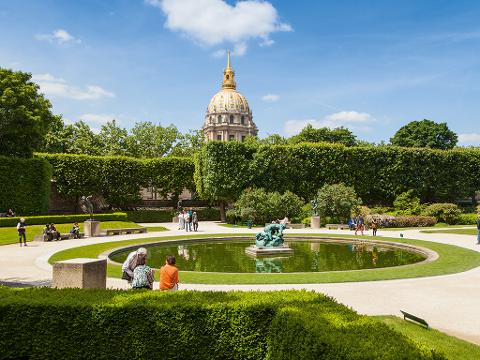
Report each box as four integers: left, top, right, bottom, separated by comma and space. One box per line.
48, 233, 480, 284
376, 316, 480, 360
0, 221, 167, 246
383, 224, 476, 231
420, 228, 478, 236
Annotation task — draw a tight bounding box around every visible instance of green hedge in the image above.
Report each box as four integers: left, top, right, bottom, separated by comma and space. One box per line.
196, 142, 480, 204
0, 212, 127, 227
37, 153, 195, 208
0, 288, 444, 360
0, 156, 52, 215
126, 208, 220, 223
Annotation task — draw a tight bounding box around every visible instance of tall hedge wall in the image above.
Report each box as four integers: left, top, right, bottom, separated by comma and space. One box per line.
0, 288, 444, 360
37, 153, 195, 208
0, 156, 52, 214
196, 142, 480, 204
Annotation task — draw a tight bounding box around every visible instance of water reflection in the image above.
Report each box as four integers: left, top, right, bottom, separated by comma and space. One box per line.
110, 240, 425, 273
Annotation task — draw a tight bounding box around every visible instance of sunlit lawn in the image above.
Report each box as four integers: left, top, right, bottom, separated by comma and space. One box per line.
420, 228, 477, 236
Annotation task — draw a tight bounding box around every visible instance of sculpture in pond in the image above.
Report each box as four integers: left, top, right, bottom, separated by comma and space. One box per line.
256, 223, 286, 248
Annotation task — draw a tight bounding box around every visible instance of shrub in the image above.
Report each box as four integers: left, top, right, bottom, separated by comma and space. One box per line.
393, 190, 423, 215
422, 203, 461, 224
230, 188, 304, 225
455, 213, 478, 225
0, 288, 445, 360
316, 183, 362, 223
0, 212, 128, 227
366, 215, 437, 228
0, 156, 52, 215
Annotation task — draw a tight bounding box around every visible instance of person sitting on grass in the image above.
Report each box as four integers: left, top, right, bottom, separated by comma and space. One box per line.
17, 218, 27, 247
122, 247, 148, 283
131, 256, 154, 290
70, 222, 80, 239
159, 255, 179, 291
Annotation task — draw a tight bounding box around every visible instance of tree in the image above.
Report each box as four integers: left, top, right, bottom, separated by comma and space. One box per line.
289, 124, 357, 146
170, 129, 204, 157
98, 119, 129, 156
40, 115, 69, 153
0, 68, 57, 157
66, 121, 102, 155
393, 190, 422, 215
315, 183, 362, 223
390, 119, 457, 149
128, 121, 182, 158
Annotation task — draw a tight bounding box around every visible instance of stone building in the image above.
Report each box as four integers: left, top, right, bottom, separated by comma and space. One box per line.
203, 51, 258, 142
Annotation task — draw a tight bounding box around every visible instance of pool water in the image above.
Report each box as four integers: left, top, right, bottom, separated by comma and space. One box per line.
110, 239, 425, 273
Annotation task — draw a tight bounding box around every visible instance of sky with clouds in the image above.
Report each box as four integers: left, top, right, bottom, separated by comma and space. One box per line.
1, 0, 480, 144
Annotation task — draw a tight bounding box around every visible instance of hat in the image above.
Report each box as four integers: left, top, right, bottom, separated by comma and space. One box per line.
137, 247, 147, 255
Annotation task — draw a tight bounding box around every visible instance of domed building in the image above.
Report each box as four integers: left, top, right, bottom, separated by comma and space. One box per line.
203, 51, 258, 142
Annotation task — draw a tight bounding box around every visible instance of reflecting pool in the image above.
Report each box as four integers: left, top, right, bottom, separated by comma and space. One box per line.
110, 239, 425, 273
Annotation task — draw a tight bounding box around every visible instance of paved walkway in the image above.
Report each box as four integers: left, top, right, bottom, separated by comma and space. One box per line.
1, 222, 479, 344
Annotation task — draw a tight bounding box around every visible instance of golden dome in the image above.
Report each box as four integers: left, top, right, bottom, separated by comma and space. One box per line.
207, 89, 251, 114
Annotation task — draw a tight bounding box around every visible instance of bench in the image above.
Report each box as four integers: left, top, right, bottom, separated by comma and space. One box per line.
105, 227, 147, 236
326, 224, 350, 230
34, 233, 84, 242
400, 310, 429, 328
286, 223, 305, 229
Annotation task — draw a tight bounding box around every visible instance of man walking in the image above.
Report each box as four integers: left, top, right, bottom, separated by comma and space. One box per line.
477, 215, 480, 245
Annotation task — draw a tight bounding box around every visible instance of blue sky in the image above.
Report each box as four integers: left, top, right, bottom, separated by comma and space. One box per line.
1, 0, 480, 145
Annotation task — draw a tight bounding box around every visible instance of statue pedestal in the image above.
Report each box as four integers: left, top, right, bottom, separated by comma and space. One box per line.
84, 220, 101, 237
310, 216, 321, 229
172, 216, 179, 224
245, 245, 294, 257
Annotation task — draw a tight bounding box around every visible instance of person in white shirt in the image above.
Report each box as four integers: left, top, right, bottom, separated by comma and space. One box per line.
17, 218, 27, 247
122, 247, 148, 283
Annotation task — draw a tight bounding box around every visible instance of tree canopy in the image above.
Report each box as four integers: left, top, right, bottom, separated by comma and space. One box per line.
289, 124, 357, 146
390, 119, 458, 149
0, 68, 58, 157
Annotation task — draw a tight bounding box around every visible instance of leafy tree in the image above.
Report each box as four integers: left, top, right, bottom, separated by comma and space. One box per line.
260, 134, 288, 145
40, 116, 70, 153
390, 119, 458, 149
289, 124, 357, 146
393, 189, 423, 215
128, 121, 182, 158
98, 119, 129, 156
171, 129, 204, 157
315, 183, 362, 223
0, 68, 57, 157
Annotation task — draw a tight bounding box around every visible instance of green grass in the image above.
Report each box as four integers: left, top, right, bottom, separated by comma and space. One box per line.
383, 224, 476, 231
48, 232, 480, 284
420, 228, 478, 236
376, 316, 480, 360
0, 221, 167, 246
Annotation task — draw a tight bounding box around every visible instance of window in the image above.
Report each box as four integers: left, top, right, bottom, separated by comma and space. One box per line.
241, 135, 246, 142
241, 116, 245, 125
229, 134, 235, 141
226, 75, 229, 80
217, 134, 222, 141
217, 115, 221, 124
230, 115, 234, 124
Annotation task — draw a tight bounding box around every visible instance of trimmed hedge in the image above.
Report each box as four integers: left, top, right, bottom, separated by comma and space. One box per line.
0, 288, 445, 360
0, 156, 52, 215
37, 153, 195, 208
196, 142, 480, 204
0, 212, 127, 227
126, 208, 220, 223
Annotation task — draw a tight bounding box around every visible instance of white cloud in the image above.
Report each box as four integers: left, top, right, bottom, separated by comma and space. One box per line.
35, 29, 81, 44
32, 73, 115, 100
458, 133, 480, 146
284, 111, 375, 136
78, 114, 115, 124
262, 94, 279, 102
147, 0, 291, 55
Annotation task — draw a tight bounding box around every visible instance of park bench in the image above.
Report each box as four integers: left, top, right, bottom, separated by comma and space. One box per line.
105, 227, 147, 236
400, 310, 429, 328
326, 224, 350, 230
34, 233, 84, 242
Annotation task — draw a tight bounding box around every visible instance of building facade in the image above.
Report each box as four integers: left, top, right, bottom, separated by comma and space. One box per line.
203, 51, 258, 142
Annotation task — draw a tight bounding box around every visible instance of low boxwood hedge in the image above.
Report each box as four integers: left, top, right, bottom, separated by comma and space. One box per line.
0, 212, 128, 227
0, 288, 445, 360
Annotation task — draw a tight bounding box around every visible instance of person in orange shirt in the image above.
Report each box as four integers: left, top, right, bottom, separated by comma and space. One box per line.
159, 255, 179, 291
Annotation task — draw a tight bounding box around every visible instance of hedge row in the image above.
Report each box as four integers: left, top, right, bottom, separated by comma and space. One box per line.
0, 212, 128, 227
126, 208, 220, 223
196, 142, 480, 204
0, 156, 52, 215
0, 288, 444, 360
36, 153, 195, 209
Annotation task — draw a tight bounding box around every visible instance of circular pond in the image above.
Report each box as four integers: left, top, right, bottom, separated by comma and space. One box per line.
109, 238, 426, 273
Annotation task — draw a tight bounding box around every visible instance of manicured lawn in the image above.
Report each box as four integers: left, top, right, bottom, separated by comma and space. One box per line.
48, 233, 480, 284
420, 228, 478, 236
0, 221, 167, 246
383, 225, 476, 231
376, 316, 480, 360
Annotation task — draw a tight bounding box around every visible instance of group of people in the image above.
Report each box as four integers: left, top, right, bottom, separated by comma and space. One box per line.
121, 247, 179, 291
5, 208, 15, 217
178, 208, 198, 232
43, 223, 62, 241
347, 216, 378, 236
